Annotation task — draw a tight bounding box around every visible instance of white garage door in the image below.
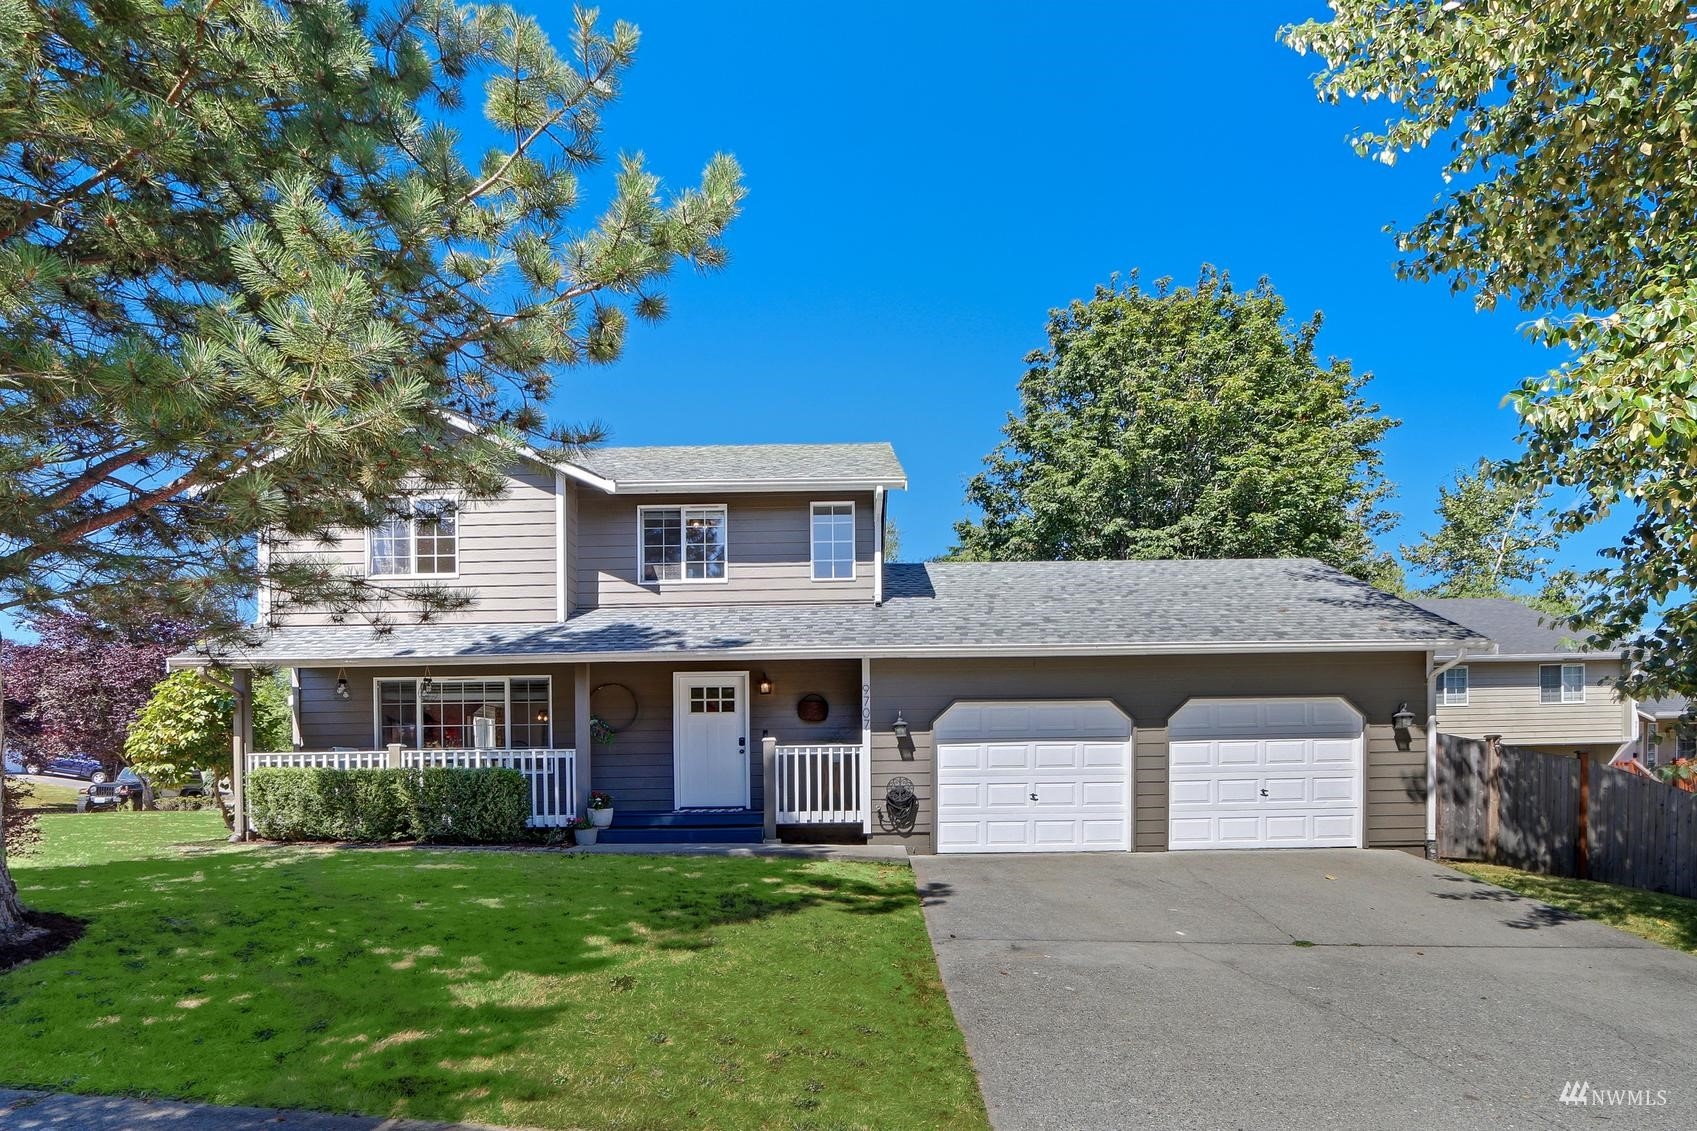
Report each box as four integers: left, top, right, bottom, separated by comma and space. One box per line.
1167, 697, 1363, 851
935, 700, 1131, 853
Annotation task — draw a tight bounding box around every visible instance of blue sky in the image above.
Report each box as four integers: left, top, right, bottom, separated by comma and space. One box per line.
545, 0, 1619, 575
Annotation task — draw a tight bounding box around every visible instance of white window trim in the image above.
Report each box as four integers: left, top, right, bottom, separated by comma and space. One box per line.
1438, 665, 1470, 707
810, 500, 858, 583
366, 496, 461, 580
370, 675, 553, 749
1539, 663, 1587, 705
636, 503, 730, 585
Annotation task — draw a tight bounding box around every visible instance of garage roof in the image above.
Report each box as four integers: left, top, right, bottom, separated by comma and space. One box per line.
178, 558, 1486, 668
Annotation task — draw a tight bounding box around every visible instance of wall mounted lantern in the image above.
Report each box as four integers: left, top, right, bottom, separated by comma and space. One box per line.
421, 666, 434, 692
334, 669, 350, 701
891, 711, 910, 742
1391, 701, 1416, 751
757, 673, 773, 695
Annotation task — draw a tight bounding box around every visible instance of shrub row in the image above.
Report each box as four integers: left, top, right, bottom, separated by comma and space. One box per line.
247, 767, 530, 844
155, 795, 218, 812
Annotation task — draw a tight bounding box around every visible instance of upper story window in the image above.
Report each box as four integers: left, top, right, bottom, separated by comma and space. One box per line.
1437, 666, 1469, 707
639, 504, 727, 583
811, 502, 856, 581
370, 498, 457, 578
1539, 663, 1586, 704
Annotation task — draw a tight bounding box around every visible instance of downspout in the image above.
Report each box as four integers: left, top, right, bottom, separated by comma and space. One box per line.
1426, 644, 1487, 852
872, 485, 886, 606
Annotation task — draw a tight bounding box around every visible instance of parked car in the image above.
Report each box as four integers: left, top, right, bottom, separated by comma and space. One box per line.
22, 752, 109, 783
76, 768, 152, 812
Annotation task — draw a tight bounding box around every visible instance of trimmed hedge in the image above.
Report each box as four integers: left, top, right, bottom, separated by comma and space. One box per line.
248, 767, 529, 844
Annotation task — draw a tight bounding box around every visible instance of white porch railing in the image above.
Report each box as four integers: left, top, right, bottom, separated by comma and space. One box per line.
774, 743, 865, 824
246, 747, 578, 827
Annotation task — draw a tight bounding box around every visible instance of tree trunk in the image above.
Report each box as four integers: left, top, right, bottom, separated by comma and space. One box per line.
1, 634, 30, 942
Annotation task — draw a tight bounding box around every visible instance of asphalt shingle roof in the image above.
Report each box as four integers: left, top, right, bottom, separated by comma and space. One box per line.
1408, 597, 1609, 656
182, 559, 1484, 667
573, 442, 907, 489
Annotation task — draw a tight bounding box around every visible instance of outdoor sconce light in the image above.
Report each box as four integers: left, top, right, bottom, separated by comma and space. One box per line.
421, 666, 434, 692
1392, 701, 1417, 751
757, 673, 773, 695
535, 708, 549, 724
334, 669, 350, 701
892, 711, 915, 760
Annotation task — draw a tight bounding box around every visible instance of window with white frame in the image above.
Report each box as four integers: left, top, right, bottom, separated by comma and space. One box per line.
1539, 663, 1586, 704
374, 676, 552, 749
811, 502, 856, 581
370, 498, 457, 577
1438, 666, 1469, 706
1679, 731, 1697, 762
639, 505, 726, 582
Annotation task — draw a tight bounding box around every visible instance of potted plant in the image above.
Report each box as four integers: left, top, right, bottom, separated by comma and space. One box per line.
588, 790, 615, 828
572, 815, 598, 847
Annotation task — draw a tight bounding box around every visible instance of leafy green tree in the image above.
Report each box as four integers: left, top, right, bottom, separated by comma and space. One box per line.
252, 671, 293, 754
952, 269, 1398, 579
125, 670, 232, 821
1283, 3, 1697, 697
1403, 460, 1559, 598
882, 515, 901, 563
0, 1, 741, 940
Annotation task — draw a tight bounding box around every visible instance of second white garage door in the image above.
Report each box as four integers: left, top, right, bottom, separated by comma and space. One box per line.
935, 700, 1131, 853
1167, 697, 1364, 850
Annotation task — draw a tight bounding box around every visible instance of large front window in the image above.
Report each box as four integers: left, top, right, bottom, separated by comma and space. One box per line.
639, 505, 727, 582
1539, 663, 1586, 704
370, 498, 457, 577
375, 677, 551, 749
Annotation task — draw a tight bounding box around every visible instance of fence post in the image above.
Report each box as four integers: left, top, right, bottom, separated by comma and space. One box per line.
1575, 750, 1591, 880
762, 736, 778, 842
387, 742, 403, 770
1484, 735, 1502, 864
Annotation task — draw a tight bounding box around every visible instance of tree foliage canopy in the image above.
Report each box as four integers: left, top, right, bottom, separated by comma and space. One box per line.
952, 269, 1398, 581
0, 0, 744, 632
1284, 2, 1697, 696
1402, 460, 1559, 598
124, 669, 232, 786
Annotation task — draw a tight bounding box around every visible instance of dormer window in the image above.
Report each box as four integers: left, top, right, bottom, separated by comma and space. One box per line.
639, 505, 727, 582
370, 498, 457, 578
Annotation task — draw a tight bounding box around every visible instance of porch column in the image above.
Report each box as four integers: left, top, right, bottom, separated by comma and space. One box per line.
230, 668, 252, 841
861, 657, 873, 834
574, 664, 592, 818
287, 667, 303, 750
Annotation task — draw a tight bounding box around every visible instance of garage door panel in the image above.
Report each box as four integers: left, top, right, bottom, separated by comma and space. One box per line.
934, 700, 1132, 854
1168, 697, 1364, 851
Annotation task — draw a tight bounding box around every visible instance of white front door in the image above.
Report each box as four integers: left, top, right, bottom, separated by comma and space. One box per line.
673, 672, 750, 809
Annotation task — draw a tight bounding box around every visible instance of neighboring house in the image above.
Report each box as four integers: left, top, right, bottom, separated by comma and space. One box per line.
1410, 597, 1634, 761
1632, 697, 1694, 770
177, 437, 1489, 856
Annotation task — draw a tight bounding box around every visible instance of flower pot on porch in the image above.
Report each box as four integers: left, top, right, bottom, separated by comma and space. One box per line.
574, 827, 599, 847
589, 808, 614, 829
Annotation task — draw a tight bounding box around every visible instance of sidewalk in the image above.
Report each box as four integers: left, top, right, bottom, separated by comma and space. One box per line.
0, 1089, 529, 1131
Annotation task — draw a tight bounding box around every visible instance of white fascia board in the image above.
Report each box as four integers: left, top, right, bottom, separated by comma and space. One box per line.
605, 477, 908, 495
1445, 650, 1621, 662
176, 637, 1483, 669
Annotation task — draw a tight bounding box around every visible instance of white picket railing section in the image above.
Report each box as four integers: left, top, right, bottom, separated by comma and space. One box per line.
246, 748, 578, 827
774, 744, 864, 824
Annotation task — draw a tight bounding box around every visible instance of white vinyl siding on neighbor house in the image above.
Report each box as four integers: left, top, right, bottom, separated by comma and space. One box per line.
1431, 660, 1627, 747
369, 498, 458, 577
811, 502, 856, 581
374, 676, 553, 749
576, 490, 876, 608
1438, 666, 1469, 706
1540, 663, 1586, 704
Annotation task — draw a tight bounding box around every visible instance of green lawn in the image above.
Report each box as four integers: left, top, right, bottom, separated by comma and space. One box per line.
1453, 863, 1697, 955
2, 813, 987, 1130
8, 777, 85, 814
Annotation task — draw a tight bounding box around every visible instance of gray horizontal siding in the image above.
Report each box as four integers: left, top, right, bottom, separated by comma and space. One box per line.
576, 491, 875, 609
867, 653, 1430, 854
1435, 659, 1630, 745
272, 460, 559, 626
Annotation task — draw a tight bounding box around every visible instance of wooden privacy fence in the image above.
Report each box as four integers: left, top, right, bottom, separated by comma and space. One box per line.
1437, 733, 1697, 898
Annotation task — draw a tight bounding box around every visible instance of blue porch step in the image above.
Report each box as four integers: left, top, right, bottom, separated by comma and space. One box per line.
595, 808, 765, 845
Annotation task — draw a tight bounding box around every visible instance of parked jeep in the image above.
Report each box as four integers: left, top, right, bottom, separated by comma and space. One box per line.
76, 768, 153, 811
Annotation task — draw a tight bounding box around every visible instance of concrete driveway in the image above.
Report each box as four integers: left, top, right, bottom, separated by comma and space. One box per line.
912, 849, 1697, 1130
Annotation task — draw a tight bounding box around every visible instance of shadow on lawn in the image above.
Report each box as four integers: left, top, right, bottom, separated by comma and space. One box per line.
0, 848, 917, 1121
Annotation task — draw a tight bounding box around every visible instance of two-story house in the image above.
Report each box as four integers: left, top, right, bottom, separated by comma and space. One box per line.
179, 436, 1491, 856
1411, 597, 1636, 761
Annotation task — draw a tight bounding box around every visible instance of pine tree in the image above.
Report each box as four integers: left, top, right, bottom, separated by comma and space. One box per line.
0, 1, 743, 943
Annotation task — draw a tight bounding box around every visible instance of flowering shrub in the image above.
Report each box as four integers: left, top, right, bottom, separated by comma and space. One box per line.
588, 790, 613, 810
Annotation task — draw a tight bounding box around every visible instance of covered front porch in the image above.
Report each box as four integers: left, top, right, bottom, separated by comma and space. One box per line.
243, 657, 872, 840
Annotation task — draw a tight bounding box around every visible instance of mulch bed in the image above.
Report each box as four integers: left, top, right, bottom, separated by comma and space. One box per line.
0, 911, 88, 973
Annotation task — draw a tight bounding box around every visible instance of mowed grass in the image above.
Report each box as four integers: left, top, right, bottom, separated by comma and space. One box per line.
1454, 863, 1697, 955
8, 777, 85, 814
2, 814, 987, 1130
